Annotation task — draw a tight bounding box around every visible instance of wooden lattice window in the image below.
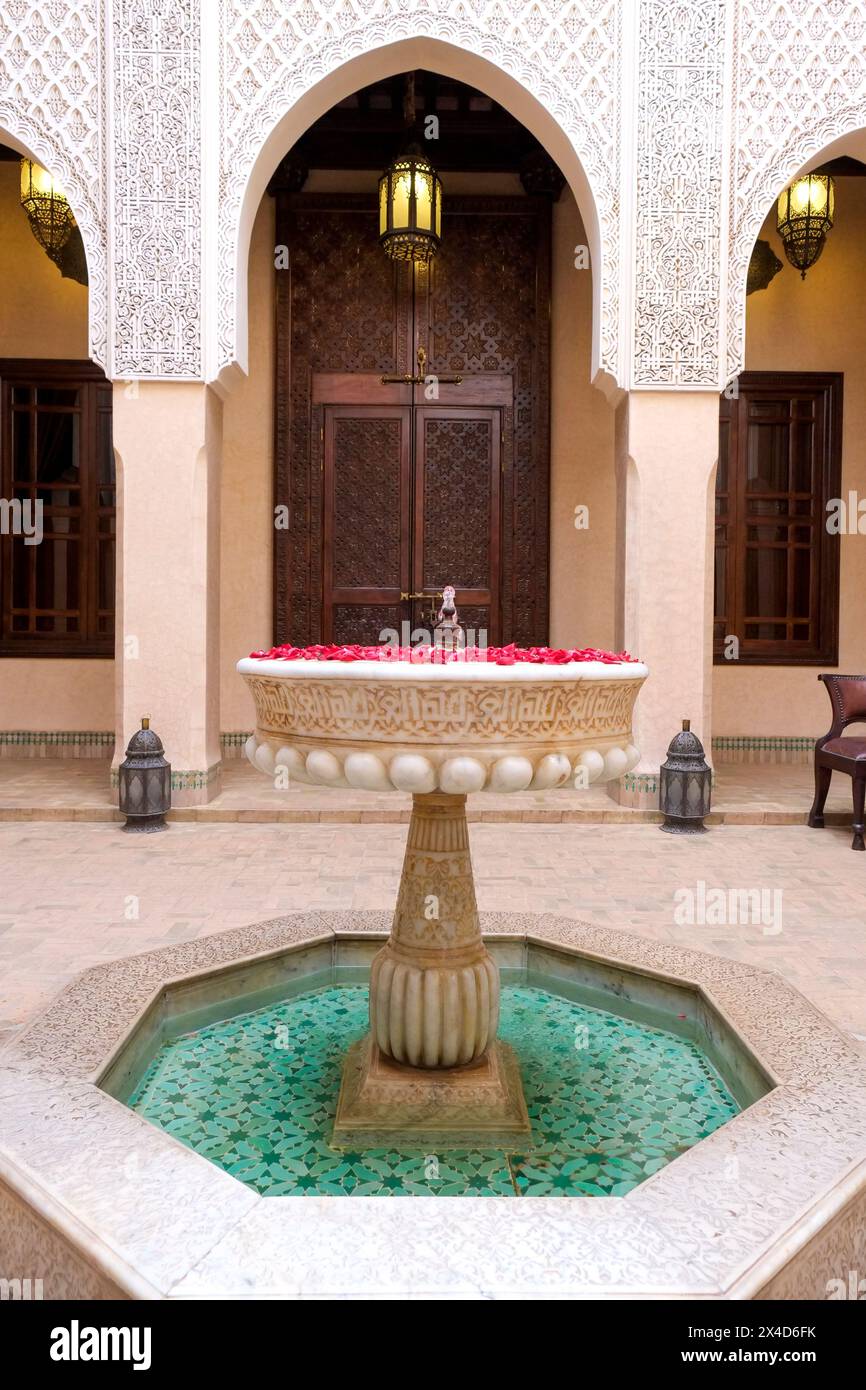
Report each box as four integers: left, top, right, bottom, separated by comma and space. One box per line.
714, 372, 842, 665
0, 359, 114, 657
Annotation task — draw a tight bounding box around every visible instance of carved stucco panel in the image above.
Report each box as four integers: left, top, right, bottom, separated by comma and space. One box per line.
10, 3, 866, 387
111, 0, 202, 378
632, 0, 728, 387
216, 0, 624, 385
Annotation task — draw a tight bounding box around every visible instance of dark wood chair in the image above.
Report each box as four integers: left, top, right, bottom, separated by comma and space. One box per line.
808, 674, 866, 850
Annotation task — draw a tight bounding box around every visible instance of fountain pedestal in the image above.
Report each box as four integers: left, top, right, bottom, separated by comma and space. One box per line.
333, 792, 530, 1148
371, 793, 498, 1068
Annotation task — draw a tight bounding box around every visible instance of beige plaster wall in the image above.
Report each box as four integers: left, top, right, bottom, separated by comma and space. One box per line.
0, 163, 88, 358
220, 196, 276, 732
113, 382, 222, 789
615, 391, 719, 771
0, 161, 114, 732
550, 187, 615, 649
0, 661, 114, 732
713, 181, 866, 736
219, 176, 613, 730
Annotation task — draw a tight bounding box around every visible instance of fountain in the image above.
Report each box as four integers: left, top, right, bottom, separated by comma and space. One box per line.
6, 608, 865, 1294
237, 602, 647, 1149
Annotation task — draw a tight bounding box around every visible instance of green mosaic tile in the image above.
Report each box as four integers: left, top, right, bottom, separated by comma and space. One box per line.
0, 731, 114, 746
109, 765, 220, 791
712, 736, 814, 751
128, 984, 739, 1198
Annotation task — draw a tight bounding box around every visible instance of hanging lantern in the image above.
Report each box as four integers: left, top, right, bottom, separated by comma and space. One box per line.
659, 720, 712, 835
20, 159, 77, 260
378, 145, 442, 264
776, 174, 835, 278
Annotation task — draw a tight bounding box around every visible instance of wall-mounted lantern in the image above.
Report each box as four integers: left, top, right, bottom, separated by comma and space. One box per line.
746, 239, 783, 295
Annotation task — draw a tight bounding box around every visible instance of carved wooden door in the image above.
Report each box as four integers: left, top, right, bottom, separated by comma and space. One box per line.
412, 406, 501, 643
321, 404, 411, 644
274, 192, 550, 647
320, 392, 502, 644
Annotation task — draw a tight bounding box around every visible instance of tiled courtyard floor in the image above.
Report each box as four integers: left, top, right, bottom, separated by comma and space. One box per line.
0, 818, 864, 1053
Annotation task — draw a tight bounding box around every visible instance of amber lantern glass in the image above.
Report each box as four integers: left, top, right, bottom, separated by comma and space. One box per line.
378, 147, 442, 264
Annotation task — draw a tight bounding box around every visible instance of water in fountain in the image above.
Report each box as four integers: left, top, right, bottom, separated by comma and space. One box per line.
128, 976, 738, 1198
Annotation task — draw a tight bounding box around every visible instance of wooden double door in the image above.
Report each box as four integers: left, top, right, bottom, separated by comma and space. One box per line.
318, 376, 507, 643
272, 191, 551, 647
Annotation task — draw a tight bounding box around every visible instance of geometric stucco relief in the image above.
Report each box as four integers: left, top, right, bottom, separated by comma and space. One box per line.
111, 0, 202, 378
217, 0, 624, 385
0, 0, 108, 368
632, 1, 728, 387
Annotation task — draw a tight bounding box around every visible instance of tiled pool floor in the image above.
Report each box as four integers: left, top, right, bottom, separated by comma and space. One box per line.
129, 983, 739, 1197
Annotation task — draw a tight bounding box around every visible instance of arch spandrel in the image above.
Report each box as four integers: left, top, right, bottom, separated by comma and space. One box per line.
215, 6, 624, 390
727, 0, 866, 383
0, 2, 106, 368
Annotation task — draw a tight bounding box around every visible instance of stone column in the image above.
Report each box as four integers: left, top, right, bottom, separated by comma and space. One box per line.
614, 391, 719, 806
113, 383, 223, 806
369, 794, 499, 1068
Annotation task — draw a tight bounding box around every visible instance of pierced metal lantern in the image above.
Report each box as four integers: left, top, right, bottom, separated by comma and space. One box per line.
19, 159, 88, 286
118, 718, 171, 833
20, 159, 74, 258
378, 145, 442, 264
777, 174, 835, 278
659, 720, 712, 835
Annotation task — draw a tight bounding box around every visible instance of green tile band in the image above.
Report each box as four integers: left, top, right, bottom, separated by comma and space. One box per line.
110, 765, 221, 792
622, 772, 658, 793
0, 733, 253, 750
712, 735, 815, 764
0, 731, 114, 747
1, 730, 817, 767
712, 736, 814, 751
220, 732, 253, 759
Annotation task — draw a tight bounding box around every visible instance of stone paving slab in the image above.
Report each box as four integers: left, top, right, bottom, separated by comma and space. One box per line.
1, 819, 865, 1048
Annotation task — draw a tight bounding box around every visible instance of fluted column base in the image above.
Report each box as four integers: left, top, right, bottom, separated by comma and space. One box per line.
335, 793, 529, 1148
369, 792, 499, 1068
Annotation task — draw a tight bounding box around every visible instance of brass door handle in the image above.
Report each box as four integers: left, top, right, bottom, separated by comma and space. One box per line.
400, 591, 441, 601
381, 347, 462, 386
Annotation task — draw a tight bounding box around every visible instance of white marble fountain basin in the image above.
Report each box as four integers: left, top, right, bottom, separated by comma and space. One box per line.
236, 657, 648, 794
